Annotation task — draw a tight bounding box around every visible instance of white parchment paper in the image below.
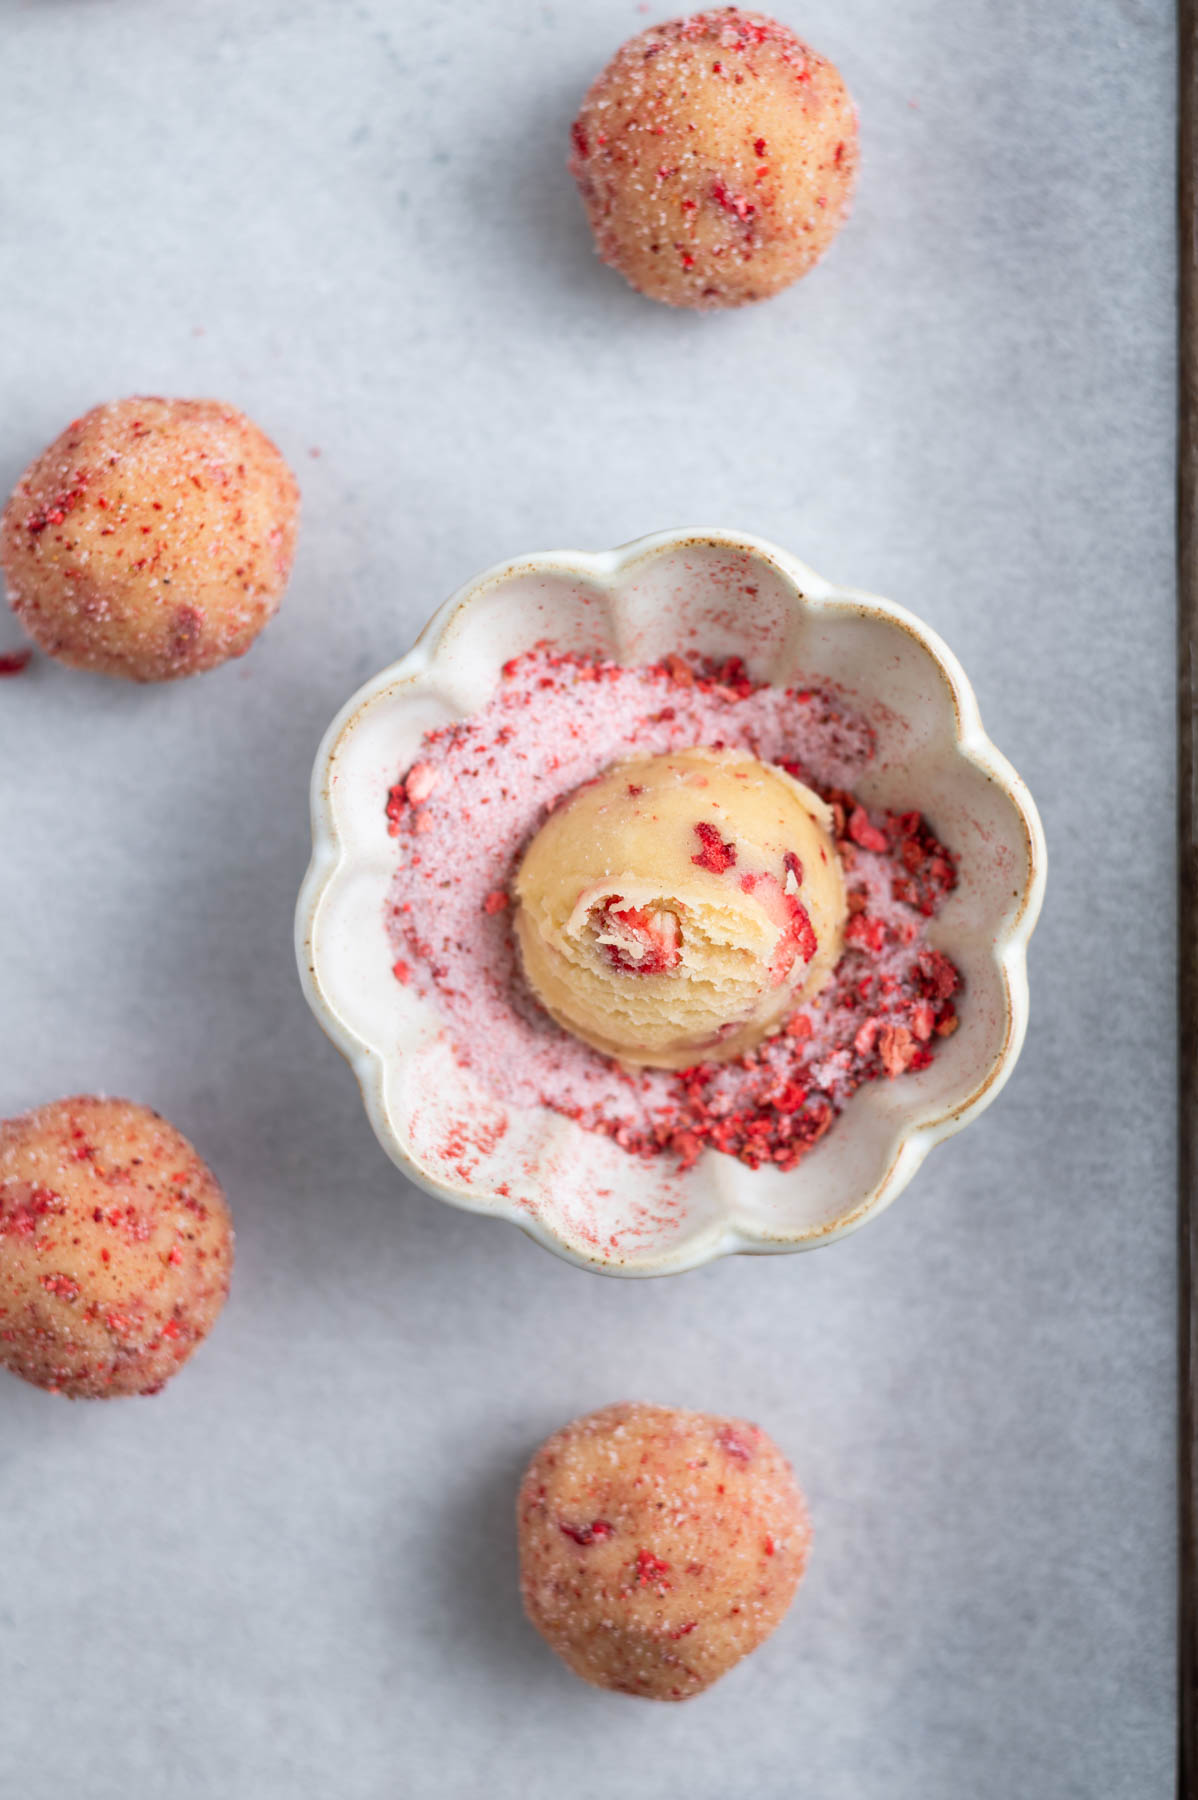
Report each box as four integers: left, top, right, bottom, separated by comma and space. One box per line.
0, 2, 1175, 1795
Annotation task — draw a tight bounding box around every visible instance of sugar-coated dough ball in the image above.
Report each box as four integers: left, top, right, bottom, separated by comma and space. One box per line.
0, 1096, 233, 1398
570, 8, 858, 310
514, 747, 845, 1068
0, 397, 299, 680
518, 1402, 810, 1700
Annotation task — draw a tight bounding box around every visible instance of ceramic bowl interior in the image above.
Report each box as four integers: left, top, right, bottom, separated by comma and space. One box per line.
297, 530, 1045, 1275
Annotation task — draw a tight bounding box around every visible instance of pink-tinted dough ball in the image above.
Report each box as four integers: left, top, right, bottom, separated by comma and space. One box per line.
570, 8, 858, 310
517, 1401, 811, 1699
0, 396, 299, 680
0, 1096, 233, 1398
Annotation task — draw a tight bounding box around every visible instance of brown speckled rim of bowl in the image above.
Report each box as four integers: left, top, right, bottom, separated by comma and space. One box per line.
296, 527, 1047, 1278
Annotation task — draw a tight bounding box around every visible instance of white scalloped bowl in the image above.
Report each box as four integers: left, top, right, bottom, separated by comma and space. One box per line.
296, 529, 1045, 1276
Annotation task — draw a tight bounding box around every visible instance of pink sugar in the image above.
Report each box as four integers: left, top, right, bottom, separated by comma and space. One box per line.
384, 648, 960, 1173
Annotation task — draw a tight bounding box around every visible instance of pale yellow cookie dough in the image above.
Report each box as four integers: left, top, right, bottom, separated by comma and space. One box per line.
513, 747, 845, 1068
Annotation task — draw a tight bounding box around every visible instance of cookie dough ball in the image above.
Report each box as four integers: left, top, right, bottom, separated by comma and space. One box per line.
0, 397, 299, 680
0, 1096, 233, 1398
514, 747, 845, 1068
569, 8, 858, 310
518, 1402, 810, 1700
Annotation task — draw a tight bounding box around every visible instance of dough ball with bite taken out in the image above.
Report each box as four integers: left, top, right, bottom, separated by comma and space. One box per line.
514, 746, 845, 1068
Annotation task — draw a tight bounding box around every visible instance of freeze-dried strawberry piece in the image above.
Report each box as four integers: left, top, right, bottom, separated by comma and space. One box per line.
596, 899, 683, 974
848, 806, 889, 853
661, 652, 694, 686
786, 898, 817, 969
782, 850, 805, 890
711, 180, 757, 222
39, 1273, 80, 1302
879, 1023, 917, 1077
845, 913, 886, 954
910, 1001, 935, 1042
716, 1424, 757, 1460
404, 761, 440, 804
935, 1004, 960, 1038
917, 948, 960, 1000
560, 1519, 615, 1546
691, 820, 737, 873
887, 809, 958, 915
384, 782, 407, 836
714, 656, 754, 699
634, 1548, 672, 1589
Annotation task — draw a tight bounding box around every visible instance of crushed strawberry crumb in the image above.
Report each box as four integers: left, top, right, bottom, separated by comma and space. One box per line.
560, 1519, 615, 1546
635, 1548, 671, 1589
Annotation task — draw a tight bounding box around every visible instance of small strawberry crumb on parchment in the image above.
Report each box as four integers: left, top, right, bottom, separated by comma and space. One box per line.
384, 646, 961, 1174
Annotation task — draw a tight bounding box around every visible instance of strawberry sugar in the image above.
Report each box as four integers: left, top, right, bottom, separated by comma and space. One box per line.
384, 648, 960, 1174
